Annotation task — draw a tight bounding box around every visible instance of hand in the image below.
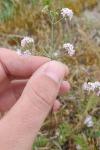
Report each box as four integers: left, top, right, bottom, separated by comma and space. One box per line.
0, 48, 70, 150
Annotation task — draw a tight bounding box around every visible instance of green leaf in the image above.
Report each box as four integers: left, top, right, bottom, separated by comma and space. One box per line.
84, 95, 100, 115
33, 135, 48, 149
58, 122, 72, 145
42, 0, 52, 6
75, 134, 89, 150
94, 131, 100, 137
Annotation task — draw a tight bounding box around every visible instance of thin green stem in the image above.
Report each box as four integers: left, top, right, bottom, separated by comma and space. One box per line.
50, 17, 64, 58
54, 17, 64, 25
50, 18, 55, 58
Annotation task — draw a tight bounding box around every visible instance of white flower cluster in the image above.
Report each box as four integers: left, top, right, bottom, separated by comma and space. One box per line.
83, 81, 100, 96
21, 36, 34, 47
16, 36, 34, 56
16, 49, 31, 56
63, 43, 75, 56
84, 115, 93, 127
23, 50, 32, 56
61, 8, 73, 20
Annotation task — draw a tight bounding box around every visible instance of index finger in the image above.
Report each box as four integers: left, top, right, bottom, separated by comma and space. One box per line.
0, 48, 50, 79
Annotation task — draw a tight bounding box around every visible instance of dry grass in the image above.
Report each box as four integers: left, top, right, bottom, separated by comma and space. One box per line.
0, 0, 100, 149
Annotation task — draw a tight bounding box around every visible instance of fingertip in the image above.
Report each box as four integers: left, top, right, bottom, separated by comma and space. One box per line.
65, 65, 69, 77
53, 100, 61, 112
45, 61, 68, 84
60, 81, 71, 94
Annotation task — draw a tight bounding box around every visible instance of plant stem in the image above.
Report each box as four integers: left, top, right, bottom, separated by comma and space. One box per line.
54, 17, 64, 24
51, 18, 55, 58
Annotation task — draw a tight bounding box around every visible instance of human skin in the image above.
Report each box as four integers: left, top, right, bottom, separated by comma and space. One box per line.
0, 48, 70, 150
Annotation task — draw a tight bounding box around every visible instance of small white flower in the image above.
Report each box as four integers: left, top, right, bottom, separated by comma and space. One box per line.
83, 82, 89, 91
83, 81, 100, 96
63, 43, 75, 56
84, 115, 93, 127
76, 145, 82, 150
89, 82, 96, 91
94, 81, 100, 89
61, 8, 73, 20
21, 37, 34, 47
23, 50, 31, 56
16, 49, 31, 56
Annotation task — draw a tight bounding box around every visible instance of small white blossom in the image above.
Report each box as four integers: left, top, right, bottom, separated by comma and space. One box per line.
83, 82, 95, 91
21, 37, 34, 47
83, 82, 89, 91
94, 81, 100, 88
76, 145, 82, 150
84, 115, 93, 127
61, 8, 73, 20
23, 50, 31, 56
83, 81, 100, 96
16, 49, 31, 56
63, 43, 75, 56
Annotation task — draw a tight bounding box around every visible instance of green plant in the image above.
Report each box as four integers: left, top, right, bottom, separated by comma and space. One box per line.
0, 0, 14, 22
75, 134, 89, 150
58, 122, 72, 145
33, 135, 48, 149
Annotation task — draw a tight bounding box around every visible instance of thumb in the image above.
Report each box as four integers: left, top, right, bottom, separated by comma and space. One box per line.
0, 61, 68, 150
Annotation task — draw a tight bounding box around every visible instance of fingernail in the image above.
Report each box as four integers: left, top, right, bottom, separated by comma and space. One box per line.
45, 61, 66, 83
63, 81, 71, 91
